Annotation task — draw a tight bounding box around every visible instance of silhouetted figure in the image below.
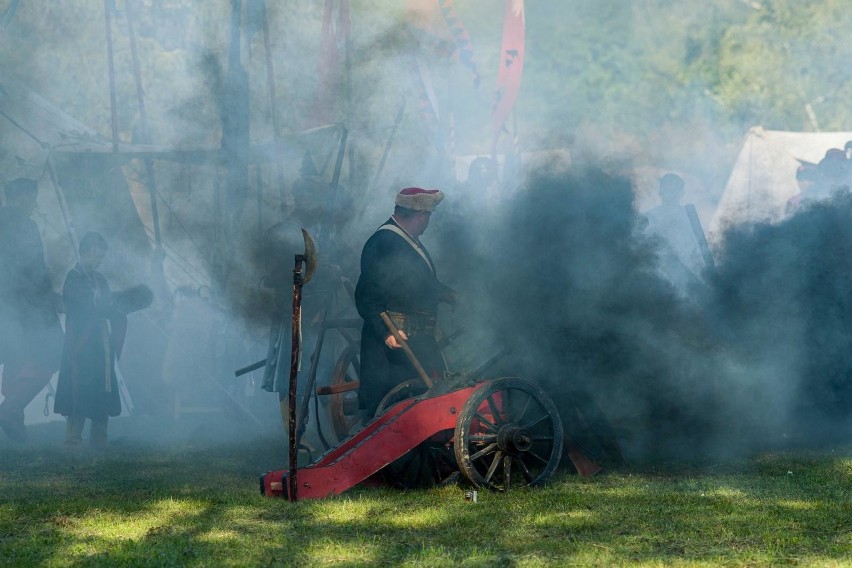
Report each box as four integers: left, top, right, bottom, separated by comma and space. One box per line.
642, 173, 706, 297
456, 156, 497, 216
291, 152, 326, 226
814, 148, 850, 196
355, 188, 457, 416
785, 164, 820, 215
786, 150, 850, 215
0, 178, 63, 442
431, 157, 496, 290
54, 233, 124, 449
845, 141, 852, 188
290, 151, 353, 260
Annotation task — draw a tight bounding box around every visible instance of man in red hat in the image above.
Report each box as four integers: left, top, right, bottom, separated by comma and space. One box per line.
354, 187, 457, 417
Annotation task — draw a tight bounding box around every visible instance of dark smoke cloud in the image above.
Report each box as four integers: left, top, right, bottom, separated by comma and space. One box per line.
461, 165, 852, 462
711, 191, 852, 443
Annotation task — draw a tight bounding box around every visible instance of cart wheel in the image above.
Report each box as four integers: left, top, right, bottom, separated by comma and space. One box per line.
329, 343, 361, 441
375, 380, 458, 488
383, 439, 460, 489
455, 378, 563, 491
374, 379, 426, 416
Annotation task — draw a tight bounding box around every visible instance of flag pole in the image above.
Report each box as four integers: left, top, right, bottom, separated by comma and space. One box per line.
103, 0, 119, 154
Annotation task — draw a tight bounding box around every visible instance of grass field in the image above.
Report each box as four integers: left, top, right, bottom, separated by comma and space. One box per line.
1, 415, 850, 567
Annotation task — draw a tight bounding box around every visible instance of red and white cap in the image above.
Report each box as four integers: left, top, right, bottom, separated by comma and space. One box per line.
394, 187, 444, 212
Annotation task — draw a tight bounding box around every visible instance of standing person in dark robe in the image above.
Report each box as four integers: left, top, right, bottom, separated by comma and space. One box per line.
0, 178, 63, 442
355, 187, 457, 417
642, 173, 706, 298
54, 233, 125, 449
785, 164, 820, 216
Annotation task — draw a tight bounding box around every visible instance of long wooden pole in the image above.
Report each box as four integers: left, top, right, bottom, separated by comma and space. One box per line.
288, 254, 306, 501
126, 0, 163, 250
46, 153, 79, 259
103, 0, 119, 154
368, 101, 405, 196
260, 1, 287, 212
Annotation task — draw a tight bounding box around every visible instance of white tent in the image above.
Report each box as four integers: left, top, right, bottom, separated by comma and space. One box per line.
710, 127, 852, 236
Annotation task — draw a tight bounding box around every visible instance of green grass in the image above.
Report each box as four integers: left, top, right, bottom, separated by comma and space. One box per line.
1, 417, 851, 567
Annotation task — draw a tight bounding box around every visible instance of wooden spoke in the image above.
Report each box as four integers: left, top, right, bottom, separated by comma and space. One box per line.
455, 378, 564, 492
473, 411, 499, 433
486, 395, 504, 426
484, 450, 503, 483
515, 394, 533, 424
514, 456, 534, 482
468, 433, 498, 443
469, 442, 498, 462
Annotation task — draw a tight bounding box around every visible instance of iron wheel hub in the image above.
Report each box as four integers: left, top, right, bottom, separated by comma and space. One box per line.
497, 424, 533, 455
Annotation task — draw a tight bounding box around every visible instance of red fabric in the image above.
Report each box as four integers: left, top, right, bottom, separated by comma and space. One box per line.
491, 0, 525, 154
406, 0, 446, 35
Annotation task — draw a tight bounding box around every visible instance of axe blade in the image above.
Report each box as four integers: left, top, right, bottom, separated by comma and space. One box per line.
300, 228, 318, 284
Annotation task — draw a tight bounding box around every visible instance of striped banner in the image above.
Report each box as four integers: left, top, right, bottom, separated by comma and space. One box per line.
438, 0, 481, 89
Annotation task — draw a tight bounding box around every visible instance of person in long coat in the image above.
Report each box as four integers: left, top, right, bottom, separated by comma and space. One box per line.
54, 232, 126, 448
354, 187, 457, 416
0, 178, 63, 442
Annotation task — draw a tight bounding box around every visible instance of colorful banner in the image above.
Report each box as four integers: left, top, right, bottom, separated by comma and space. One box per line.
406, 0, 481, 126
415, 55, 441, 124
438, 0, 481, 89
491, 0, 525, 154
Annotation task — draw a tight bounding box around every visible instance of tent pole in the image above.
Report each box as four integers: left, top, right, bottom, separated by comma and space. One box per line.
103, 0, 119, 154
45, 153, 79, 260
126, 0, 163, 251
260, 1, 287, 218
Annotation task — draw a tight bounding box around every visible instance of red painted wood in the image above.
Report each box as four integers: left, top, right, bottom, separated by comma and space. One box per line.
262, 384, 480, 500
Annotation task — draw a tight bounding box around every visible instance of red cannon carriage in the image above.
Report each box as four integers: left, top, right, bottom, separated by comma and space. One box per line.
262, 374, 565, 500
238, 230, 606, 502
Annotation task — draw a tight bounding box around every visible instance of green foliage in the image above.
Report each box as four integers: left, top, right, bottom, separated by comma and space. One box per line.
716, 0, 852, 131
0, 0, 850, 190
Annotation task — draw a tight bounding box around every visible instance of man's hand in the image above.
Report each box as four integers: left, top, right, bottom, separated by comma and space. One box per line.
385, 329, 408, 349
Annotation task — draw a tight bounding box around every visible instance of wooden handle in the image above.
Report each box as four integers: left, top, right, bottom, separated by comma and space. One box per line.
316, 382, 360, 395
379, 311, 434, 389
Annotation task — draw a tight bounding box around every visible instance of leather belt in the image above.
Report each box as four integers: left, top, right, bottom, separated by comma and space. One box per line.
385, 310, 436, 338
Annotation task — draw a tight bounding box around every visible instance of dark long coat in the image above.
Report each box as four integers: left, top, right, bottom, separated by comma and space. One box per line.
354, 218, 452, 415
0, 206, 62, 375
54, 266, 125, 420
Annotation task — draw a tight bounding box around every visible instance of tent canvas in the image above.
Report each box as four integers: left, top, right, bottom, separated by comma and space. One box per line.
710, 127, 852, 236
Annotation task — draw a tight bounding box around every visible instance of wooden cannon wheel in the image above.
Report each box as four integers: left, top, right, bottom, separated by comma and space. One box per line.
375, 379, 458, 489
327, 342, 362, 441
374, 379, 426, 415
454, 378, 564, 491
